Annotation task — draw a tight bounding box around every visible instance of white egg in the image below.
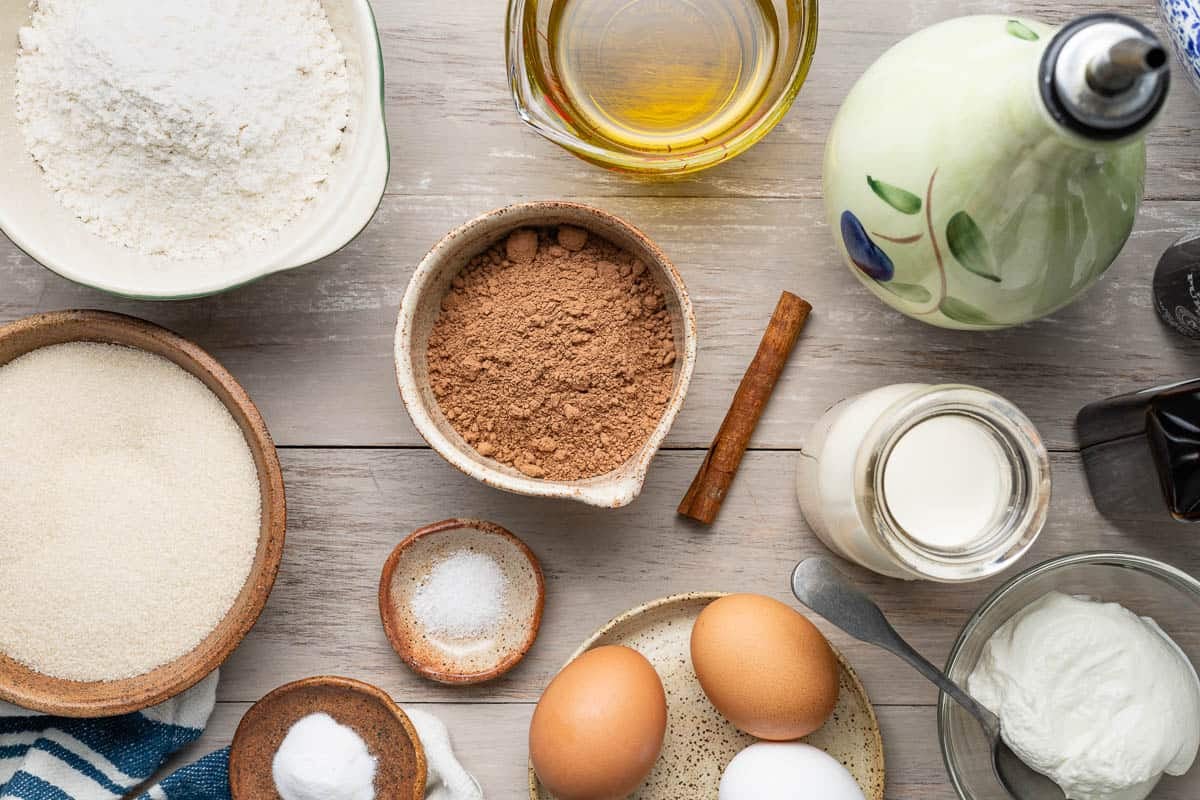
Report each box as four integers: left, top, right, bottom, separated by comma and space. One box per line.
719, 742, 866, 800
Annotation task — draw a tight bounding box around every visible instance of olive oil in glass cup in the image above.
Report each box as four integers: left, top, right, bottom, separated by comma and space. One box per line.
506, 0, 819, 176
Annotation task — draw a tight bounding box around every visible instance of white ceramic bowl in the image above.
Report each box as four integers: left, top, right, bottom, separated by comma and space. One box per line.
0, 0, 389, 299
395, 202, 697, 509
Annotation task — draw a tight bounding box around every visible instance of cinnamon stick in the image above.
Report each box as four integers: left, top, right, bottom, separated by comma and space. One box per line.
678, 291, 812, 524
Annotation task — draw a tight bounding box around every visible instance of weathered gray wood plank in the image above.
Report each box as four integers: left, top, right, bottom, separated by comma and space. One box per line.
2, 199, 1196, 451
159, 702, 954, 800
209, 448, 1195, 710
373, 0, 1200, 200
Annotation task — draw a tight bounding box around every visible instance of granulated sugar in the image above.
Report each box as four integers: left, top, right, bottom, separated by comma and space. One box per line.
14, 0, 351, 259
0, 342, 261, 681
411, 551, 506, 639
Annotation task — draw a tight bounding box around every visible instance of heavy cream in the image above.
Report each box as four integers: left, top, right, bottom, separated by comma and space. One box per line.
968, 592, 1200, 800
883, 414, 1010, 551
796, 384, 1049, 582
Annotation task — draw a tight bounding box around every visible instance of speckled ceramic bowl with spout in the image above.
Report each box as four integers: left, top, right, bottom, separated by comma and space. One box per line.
394, 201, 697, 509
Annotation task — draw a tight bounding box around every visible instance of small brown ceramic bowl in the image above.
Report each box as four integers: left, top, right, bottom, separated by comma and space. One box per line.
379, 518, 545, 684
394, 201, 698, 509
0, 310, 286, 717
229, 676, 427, 800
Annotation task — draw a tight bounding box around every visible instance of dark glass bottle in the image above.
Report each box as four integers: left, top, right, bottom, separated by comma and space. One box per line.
1077, 379, 1200, 522
1153, 233, 1200, 339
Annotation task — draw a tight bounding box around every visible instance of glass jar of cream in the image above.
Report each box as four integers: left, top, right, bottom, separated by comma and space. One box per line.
797, 384, 1051, 582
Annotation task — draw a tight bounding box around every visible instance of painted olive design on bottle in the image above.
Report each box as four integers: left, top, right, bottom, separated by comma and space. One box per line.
840, 171, 1001, 325
840, 211, 894, 281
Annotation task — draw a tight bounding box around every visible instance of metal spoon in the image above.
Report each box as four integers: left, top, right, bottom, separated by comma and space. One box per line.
790, 557, 1064, 800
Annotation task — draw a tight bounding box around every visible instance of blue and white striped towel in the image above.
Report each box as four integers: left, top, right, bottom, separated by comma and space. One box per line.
0, 672, 223, 800
0, 671, 483, 800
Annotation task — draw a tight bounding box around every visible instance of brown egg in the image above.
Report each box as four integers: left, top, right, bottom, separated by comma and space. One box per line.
529, 645, 667, 800
691, 594, 839, 740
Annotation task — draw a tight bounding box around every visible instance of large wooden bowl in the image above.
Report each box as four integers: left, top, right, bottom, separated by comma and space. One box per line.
0, 309, 287, 716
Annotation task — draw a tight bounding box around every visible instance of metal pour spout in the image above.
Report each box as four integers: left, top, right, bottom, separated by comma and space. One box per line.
1041, 13, 1170, 141
1087, 37, 1169, 96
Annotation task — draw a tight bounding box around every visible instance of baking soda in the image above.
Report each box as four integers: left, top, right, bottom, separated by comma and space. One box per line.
273, 713, 377, 800
0, 343, 261, 681
14, 0, 351, 259
411, 551, 507, 638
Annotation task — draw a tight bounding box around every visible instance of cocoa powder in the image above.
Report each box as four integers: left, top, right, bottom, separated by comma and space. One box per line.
427, 226, 677, 481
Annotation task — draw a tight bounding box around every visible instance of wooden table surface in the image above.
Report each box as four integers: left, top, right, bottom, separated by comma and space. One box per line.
4, 1, 1200, 797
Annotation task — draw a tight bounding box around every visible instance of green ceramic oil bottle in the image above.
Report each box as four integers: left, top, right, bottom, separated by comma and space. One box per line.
824, 14, 1169, 330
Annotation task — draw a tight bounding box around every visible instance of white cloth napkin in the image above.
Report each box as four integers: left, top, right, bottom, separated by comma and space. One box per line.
403, 707, 485, 800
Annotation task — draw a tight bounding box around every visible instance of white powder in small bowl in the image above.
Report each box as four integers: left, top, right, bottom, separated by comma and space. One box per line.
0, 342, 262, 681
411, 551, 507, 639
273, 713, 377, 800
383, 524, 543, 680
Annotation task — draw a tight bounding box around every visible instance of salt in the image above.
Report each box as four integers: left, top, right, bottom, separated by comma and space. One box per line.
273, 713, 377, 800
0, 343, 261, 681
411, 551, 507, 638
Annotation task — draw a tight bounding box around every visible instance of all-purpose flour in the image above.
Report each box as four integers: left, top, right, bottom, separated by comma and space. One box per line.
14, 0, 352, 259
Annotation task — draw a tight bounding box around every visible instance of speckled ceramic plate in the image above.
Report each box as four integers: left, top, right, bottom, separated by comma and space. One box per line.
528, 592, 885, 800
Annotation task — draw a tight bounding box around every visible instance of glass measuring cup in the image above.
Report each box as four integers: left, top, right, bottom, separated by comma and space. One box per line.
506, 0, 819, 176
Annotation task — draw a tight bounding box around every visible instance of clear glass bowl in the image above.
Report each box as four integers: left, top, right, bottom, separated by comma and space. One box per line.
939, 552, 1200, 800
505, 0, 819, 176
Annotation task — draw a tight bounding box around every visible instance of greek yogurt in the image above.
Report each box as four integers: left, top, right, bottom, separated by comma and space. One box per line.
968, 592, 1200, 800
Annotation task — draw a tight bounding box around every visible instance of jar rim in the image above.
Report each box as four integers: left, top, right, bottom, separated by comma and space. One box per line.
853, 384, 1052, 582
